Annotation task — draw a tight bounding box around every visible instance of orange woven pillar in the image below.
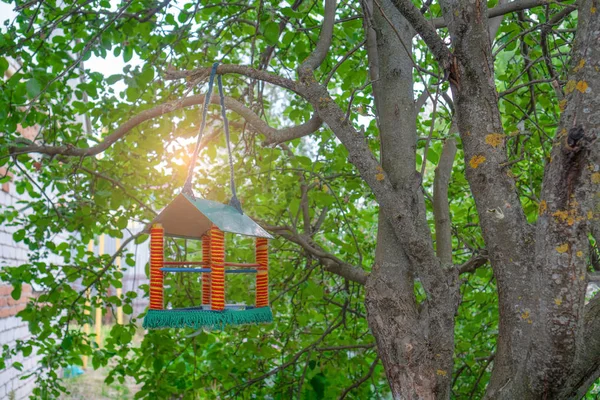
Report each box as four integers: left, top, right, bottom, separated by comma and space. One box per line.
149, 224, 164, 310
202, 233, 212, 306
210, 226, 225, 311
255, 238, 269, 308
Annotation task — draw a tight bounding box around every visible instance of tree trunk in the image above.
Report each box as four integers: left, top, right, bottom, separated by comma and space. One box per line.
362, 1, 458, 397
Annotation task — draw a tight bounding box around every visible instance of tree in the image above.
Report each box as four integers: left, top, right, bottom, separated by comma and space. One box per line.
1, 0, 599, 398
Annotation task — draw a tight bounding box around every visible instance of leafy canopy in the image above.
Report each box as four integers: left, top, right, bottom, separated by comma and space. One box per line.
0, 0, 597, 398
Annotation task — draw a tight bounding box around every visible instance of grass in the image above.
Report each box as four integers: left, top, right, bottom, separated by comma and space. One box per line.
61, 367, 139, 400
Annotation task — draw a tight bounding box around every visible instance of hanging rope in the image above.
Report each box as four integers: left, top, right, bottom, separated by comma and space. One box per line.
182, 62, 243, 214
217, 74, 242, 213
182, 62, 218, 196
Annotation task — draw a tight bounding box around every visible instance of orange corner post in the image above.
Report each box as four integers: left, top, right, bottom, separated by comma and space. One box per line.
255, 238, 269, 308
149, 224, 164, 310
210, 226, 225, 311
201, 233, 212, 306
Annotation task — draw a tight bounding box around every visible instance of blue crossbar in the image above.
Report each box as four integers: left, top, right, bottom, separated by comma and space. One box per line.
226, 269, 257, 274
160, 268, 257, 274
161, 268, 210, 273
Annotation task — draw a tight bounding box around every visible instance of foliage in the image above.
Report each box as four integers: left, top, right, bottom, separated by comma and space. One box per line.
0, 0, 597, 398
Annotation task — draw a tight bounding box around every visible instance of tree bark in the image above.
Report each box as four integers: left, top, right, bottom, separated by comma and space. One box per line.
524, 0, 600, 396
361, 1, 459, 398
436, 0, 537, 395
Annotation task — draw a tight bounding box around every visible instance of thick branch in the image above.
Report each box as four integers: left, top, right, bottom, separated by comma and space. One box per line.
299, 0, 337, 72
361, 0, 380, 85
458, 253, 489, 274
388, 0, 452, 67
525, 0, 600, 393
557, 293, 600, 399
261, 115, 323, 145
433, 138, 457, 266
430, 0, 575, 29
9, 94, 320, 157
439, 0, 536, 391
265, 224, 368, 285
165, 64, 301, 95
296, 2, 451, 309
487, 0, 509, 40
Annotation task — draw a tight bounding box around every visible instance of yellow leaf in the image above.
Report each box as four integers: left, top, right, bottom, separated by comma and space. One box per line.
564, 80, 576, 94
376, 173, 385, 181
592, 172, 600, 184
436, 369, 447, 376
556, 243, 569, 253
573, 59, 586, 73
558, 99, 567, 112
552, 210, 568, 222
538, 200, 547, 216
576, 81, 589, 93
469, 155, 486, 169
485, 133, 505, 148
554, 298, 562, 306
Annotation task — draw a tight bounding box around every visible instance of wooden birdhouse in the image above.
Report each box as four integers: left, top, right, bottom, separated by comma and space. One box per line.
142, 193, 273, 330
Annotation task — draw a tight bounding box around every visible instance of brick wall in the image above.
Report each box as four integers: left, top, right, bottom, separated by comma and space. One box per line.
0, 286, 37, 400
0, 171, 150, 399
0, 179, 38, 400
0, 62, 150, 398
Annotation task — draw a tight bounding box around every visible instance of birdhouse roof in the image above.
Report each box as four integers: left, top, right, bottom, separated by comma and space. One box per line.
146, 193, 273, 239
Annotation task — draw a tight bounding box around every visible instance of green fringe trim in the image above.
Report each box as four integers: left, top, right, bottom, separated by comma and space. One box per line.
143, 307, 273, 330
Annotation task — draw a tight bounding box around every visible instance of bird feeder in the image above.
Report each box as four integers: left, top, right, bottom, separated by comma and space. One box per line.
142, 193, 273, 330
142, 62, 274, 330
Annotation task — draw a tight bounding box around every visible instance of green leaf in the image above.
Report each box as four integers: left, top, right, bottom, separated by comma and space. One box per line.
26, 79, 42, 98
13, 229, 26, 242
11, 284, 21, 301
22, 346, 32, 357
0, 58, 8, 75
123, 304, 133, 315
135, 234, 148, 244
153, 358, 163, 372
263, 22, 280, 45
61, 335, 73, 350
106, 74, 123, 85
116, 216, 128, 229
123, 46, 133, 63
426, 149, 439, 164
309, 373, 327, 399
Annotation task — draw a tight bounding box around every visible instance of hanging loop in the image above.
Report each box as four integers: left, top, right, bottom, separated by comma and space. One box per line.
217, 75, 242, 214
182, 62, 243, 214
182, 62, 219, 196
